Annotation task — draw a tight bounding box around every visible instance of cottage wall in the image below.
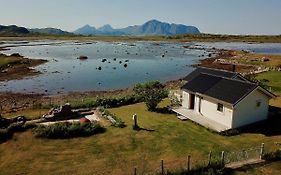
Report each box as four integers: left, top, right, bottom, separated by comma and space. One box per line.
182, 91, 190, 108
200, 97, 233, 128
232, 89, 269, 128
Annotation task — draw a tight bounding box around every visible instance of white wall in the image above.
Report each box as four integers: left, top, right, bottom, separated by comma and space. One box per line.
232, 89, 269, 128
182, 91, 190, 108
194, 95, 201, 113
200, 98, 233, 128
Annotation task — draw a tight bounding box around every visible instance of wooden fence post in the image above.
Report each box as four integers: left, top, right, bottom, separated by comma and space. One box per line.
134, 167, 137, 175
260, 143, 265, 159
161, 159, 164, 175
221, 151, 225, 166
208, 151, 212, 166
187, 155, 191, 171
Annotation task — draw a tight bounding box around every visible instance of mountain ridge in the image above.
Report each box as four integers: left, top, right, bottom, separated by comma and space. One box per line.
74, 20, 200, 36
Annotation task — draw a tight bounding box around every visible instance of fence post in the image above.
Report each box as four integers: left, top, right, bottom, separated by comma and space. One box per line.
260, 143, 265, 159
187, 155, 191, 171
221, 151, 225, 166
133, 167, 137, 175
161, 159, 164, 175
208, 151, 212, 166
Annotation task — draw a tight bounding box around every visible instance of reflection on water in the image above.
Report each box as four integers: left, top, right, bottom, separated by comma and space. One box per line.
0, 41, 207, 94
1, 41, 281, 95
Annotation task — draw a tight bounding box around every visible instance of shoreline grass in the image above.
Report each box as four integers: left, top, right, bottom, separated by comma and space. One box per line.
1, 33, 281, 43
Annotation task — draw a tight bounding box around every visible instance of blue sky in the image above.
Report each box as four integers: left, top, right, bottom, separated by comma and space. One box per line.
0, 0, 280, 34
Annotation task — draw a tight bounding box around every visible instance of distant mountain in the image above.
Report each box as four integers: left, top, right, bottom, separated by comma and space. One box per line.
74, 24, 124, 36
29, 27, 72, 35
74, 20, 200, 36
73, 24, 98, 36
98, 24, 113, 32
0, 25, 30, 36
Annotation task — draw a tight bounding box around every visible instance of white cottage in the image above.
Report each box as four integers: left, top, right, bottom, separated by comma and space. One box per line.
173, 67, 276, 131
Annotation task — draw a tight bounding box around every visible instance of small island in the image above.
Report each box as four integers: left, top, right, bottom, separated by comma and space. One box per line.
0, 53, 47, 81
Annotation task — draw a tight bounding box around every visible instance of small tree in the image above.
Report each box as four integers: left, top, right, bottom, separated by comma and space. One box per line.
133, 81, 168, 111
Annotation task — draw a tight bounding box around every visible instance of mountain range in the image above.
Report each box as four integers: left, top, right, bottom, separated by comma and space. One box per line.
74, 20, 200, 36
29, 28, 73, 35
0, 20, 200, 36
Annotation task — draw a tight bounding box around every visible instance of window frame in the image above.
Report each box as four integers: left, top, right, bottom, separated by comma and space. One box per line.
217, 103, 224, 112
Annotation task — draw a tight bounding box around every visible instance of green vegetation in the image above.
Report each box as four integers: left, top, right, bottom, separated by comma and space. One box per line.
0, 122, 36, 143
1, 33, 281, 43
65, 95, 141, 109
99, 107, 126, 128
133, 81, 168, 111
2, 108, 49, 120
0, 53, 22, 68
0, 101, 280, 174
256, 71, 281, 93
32, 122, 104, 139
232, 161, 281, 175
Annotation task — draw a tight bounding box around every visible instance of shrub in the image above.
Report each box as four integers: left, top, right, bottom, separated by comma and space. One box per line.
263, 150, 281, 161
114, 118, 126, 128
32, 122, 105, 139
99, 108, 126, 128
219, 129, 240, 136
69, 95, 142, 109
133, 81, 168, 111
0, 128, 9, 141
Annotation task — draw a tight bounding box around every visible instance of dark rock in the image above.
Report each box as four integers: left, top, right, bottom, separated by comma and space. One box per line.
77, 55, 88, 60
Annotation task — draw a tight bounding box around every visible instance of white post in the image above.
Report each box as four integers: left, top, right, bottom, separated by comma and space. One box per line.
260, 143, 265, 159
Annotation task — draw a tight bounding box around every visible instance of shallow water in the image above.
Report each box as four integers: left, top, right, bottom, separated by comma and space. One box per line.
1, 41, 281, 95
0, 41, 207, 94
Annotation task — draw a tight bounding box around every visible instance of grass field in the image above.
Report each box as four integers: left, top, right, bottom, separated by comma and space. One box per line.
2, 108, 49, 120
255, 71, 281, 107
0, 100, 280, 175
233, 161, 281, 175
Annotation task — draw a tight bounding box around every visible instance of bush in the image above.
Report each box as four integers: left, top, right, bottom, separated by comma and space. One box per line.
219, 129, 240, 136
0, 128, 9, 141
99, 108, 126, 128
0, 122, 36, 142
32, 122, 105, 139
133, 81, 168, 111
69, 95, 142, 109
263, 150, 281, 161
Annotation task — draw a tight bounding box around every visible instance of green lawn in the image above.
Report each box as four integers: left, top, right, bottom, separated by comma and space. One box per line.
2, 108, 49, 120
255, 71, 281, 107
0, 100, 280, 175
256, 71, 281, 93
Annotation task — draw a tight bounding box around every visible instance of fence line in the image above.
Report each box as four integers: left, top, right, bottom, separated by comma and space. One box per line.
132, 142, 279, 175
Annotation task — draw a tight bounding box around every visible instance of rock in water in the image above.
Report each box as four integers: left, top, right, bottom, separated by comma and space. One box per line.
78, 55, 88, 60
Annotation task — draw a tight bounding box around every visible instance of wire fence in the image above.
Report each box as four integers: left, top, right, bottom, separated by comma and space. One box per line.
131, 142, 280, 175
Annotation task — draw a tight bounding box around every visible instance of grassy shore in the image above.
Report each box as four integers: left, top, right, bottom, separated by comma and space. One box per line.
0, 100, 280, 175
1, 33, 281, 43
0, 54, 22, 67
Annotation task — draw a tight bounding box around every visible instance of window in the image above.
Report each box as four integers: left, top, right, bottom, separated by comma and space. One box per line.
256, 100, 262, 107
217, 103, 223, 112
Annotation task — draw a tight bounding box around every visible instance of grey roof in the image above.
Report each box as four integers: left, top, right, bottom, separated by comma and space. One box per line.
182, 73, 258, 105
183, 67, 246, 82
